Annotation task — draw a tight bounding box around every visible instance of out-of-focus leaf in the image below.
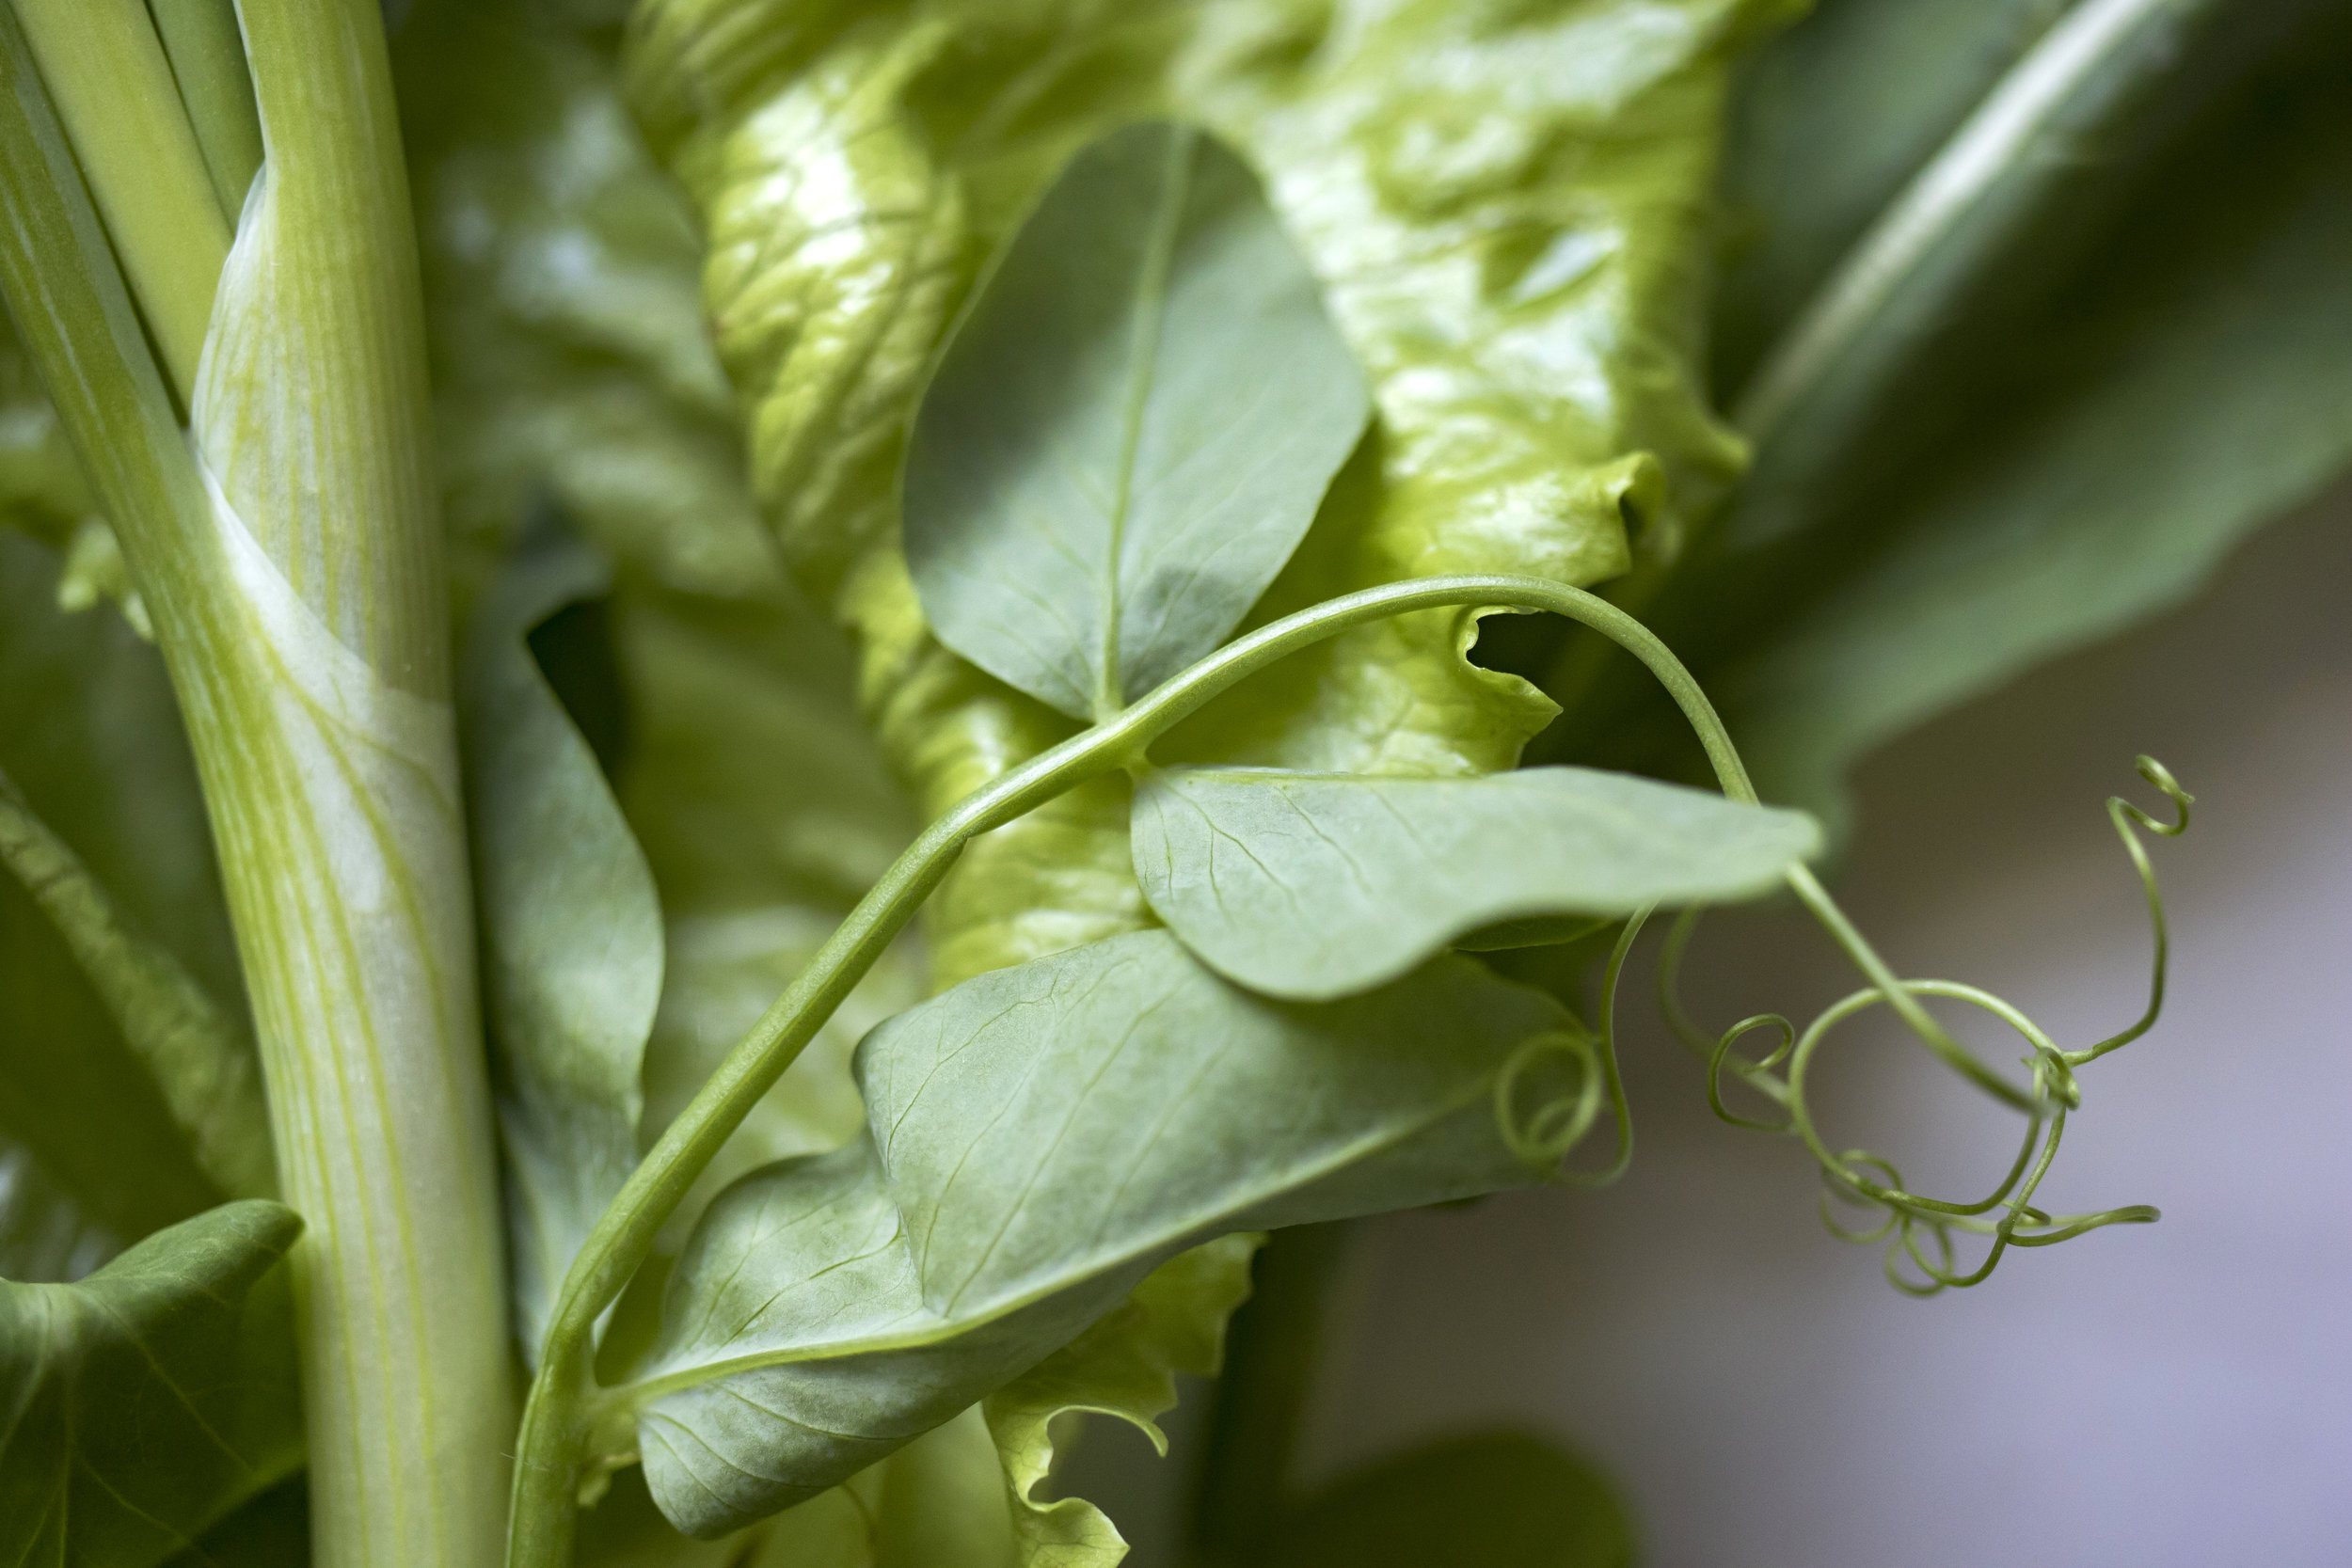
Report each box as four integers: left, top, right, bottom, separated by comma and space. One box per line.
0, 1200, 304, 1566
1708, 0, 2074, 396
1555, 1, 2352, 822
461, 524, 662, 1364
905, 119, 1367, 722
0, 767, 270, 1200
984, 1234, 1259, 1568
1717, 18, 2352, 815
1135, 766, 1818, 1000
1247, 1432, 1634, 1568
159, 1479, 309, 1568
626, 0, 1770, 986
0, 1141, 115, 1285
624, 930, 1570, 1538
0, 532, 242, 1272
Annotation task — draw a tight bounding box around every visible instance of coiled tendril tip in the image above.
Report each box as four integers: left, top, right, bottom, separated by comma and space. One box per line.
1629, 757, 2194, 1296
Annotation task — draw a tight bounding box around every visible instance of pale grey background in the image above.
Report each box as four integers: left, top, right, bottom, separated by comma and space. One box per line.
1081, 480, 2351, 1565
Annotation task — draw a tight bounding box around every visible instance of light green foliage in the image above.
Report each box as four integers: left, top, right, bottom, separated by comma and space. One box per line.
905, 120, 1368, 722
626, 0, 1768, 986
461, 526, 662, 1363
624, 930, 1568, 1536
1243, 1432, 1634, 1568
1134, 765, 1820, 999
984, 1235, 1260, 1567
0, 1200, 304, 1565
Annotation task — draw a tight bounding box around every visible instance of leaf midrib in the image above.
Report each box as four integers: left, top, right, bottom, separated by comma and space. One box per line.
1097, 125, 1195, 722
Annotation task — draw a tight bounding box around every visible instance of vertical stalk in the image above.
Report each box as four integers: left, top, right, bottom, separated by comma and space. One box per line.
0, 3, 511, 1564
147, 0, 265, 219
1189, 1222, 1355, 1560
8, 0, 228, 400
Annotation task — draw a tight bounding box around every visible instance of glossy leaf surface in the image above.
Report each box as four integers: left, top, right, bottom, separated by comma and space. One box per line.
461, 524, 661, 1363
905, 119, 1368, 722
1135, 766, 1819, 1000
0, 1200, 303, 1565
628, 931, 1570, 1537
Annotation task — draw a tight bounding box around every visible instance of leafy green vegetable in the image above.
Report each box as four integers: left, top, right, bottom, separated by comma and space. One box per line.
626, 0, 1766, 985
623, 930, 1570, 1537
462, 524, 662, 1362
984, 1234, 1260, 1566
1133, 765, 1820, 1000
0, 1199, 303, 1565
905, 119, 1368, 722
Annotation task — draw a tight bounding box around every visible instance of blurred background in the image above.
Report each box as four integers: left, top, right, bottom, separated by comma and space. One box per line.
1076, 477, 2352, 1568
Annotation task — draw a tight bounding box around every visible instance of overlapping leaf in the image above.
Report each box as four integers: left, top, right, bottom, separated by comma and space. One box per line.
622, 931, 1572, 1538
0, 1200, 304, 1565
1135, 766, 1819, 1000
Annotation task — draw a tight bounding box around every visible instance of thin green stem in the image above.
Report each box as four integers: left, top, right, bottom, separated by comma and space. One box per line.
9, 0, 229, 403
147, 0, 264, 220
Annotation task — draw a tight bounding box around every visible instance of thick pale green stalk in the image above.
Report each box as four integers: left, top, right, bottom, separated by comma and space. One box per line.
8, 0, 228, 401
147, 0, 265, 219
0, 4, 512, 1565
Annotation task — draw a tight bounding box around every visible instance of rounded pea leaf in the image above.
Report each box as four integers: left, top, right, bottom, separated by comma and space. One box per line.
1133, 767, 1823, 1001
626, 931, 1568, 1538
903, 119, 1370, 722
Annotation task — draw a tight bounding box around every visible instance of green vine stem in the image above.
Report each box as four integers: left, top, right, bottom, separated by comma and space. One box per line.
505, 569, 2172, 1556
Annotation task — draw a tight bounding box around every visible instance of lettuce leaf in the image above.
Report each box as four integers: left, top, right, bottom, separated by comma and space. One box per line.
624, 0, 1772, 986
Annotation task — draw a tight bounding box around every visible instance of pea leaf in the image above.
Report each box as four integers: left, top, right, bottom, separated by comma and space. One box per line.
0, 1200, 304, 1565
905, 119, 1368, 722
1133, 767, 1819, 1001
983, 1234, 1260, 1567
627, 930, 1572, 1539
1248, 1432, 1635, 1568
461, 523, 663, 1364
